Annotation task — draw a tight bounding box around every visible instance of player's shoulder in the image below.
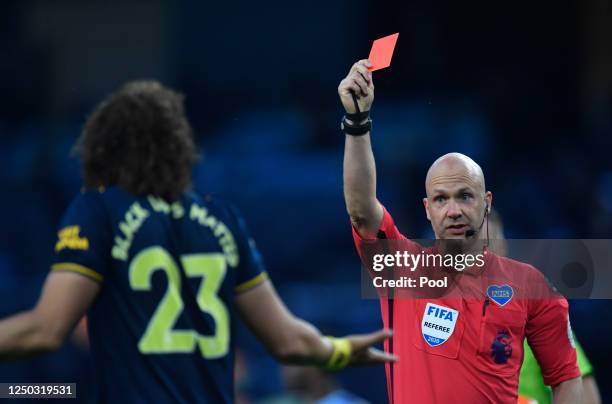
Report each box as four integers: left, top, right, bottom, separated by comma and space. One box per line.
184, 191, 231, 212
64, 187, 108, 215
183, 191, 244, 223
57, 188, 113, 241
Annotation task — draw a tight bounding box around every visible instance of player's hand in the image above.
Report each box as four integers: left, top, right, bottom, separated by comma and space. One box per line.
338, 59, 375, 117
346, 329, 397, 366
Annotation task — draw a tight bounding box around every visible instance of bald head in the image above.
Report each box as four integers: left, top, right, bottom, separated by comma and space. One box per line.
423, 153, 491, 240
425, 153, 485, 195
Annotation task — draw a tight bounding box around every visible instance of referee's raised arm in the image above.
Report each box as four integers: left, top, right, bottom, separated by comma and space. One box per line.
339, 59, 384, 239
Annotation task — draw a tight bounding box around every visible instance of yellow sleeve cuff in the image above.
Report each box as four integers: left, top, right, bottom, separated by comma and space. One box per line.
51, 262, 104, 283
235, 272, 268, 294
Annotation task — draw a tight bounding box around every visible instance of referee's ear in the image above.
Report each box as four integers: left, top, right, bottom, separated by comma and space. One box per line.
485, 191, 493, 215
423, 197, 431, 221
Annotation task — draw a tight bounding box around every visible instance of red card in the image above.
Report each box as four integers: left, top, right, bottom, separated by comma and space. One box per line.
368, 33, 399, 71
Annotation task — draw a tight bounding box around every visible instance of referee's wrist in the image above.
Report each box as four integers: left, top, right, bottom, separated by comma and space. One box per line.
345, 118, 369, 126
341, 115, 372, 136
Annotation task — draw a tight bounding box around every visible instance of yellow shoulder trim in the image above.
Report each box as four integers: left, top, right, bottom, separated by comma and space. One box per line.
235, 272, 268, 294
51, 262, 104, 283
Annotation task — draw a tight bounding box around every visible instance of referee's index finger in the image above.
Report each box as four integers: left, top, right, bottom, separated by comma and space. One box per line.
350, 329, 393, 351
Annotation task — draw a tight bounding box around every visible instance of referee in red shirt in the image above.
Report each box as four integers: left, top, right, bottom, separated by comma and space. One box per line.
338, 59, 582, 404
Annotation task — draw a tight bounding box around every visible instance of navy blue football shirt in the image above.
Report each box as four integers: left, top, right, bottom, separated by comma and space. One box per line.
52, 187, 267, 403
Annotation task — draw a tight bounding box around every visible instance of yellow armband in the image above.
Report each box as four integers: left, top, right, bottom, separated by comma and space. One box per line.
323, 337, 352, 371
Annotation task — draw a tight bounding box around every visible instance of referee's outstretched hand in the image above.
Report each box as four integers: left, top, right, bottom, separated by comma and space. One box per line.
338, 59, 375, 116
347, 328, 398, 366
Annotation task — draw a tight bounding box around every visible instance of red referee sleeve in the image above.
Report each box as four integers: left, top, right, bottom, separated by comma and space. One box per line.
351, 204, 405, 245
526, 295, 580, 386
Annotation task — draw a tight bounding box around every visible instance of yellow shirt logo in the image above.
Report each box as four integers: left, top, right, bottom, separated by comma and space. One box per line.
55, 226, 89, 252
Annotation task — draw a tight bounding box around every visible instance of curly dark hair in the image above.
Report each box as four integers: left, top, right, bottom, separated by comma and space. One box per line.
74, 80, 199, 201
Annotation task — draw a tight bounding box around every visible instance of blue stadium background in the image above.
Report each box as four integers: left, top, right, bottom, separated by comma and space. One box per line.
0, 0, 611, 402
